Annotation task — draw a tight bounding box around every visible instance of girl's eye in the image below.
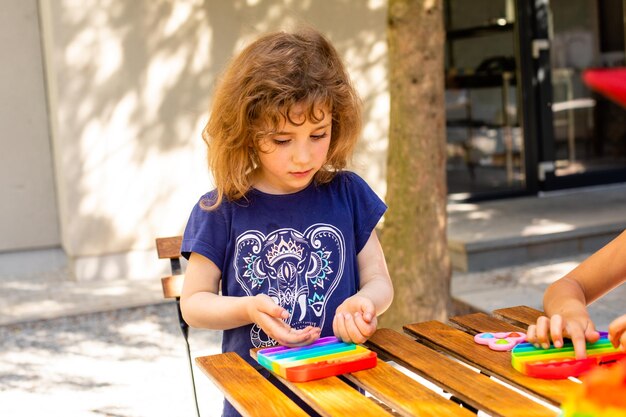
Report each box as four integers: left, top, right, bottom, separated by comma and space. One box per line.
311, 133, 328, 140
272, 139, 291, 146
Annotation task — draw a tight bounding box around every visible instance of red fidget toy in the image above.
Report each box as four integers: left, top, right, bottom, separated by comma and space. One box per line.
255, 336, 377, 382
511, 332, 626, 379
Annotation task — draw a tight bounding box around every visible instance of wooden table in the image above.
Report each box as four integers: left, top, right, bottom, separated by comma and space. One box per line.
195, 306, 572, 417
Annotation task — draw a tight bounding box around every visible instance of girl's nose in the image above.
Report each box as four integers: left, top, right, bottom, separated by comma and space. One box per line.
292, 141, 311, 164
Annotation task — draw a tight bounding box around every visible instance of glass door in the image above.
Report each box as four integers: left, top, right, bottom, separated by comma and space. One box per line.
540, 0, 626, 189
444, 0, 527, 200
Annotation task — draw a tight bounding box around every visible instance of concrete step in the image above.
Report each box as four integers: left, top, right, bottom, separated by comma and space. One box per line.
450, 252, 626, 330
447, 183, 626, 272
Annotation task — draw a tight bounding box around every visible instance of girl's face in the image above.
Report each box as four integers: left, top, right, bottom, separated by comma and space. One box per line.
253, 104, 332, 194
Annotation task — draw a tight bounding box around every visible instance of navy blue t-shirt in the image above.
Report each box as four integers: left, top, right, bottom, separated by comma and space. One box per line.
181, 171, 386, 416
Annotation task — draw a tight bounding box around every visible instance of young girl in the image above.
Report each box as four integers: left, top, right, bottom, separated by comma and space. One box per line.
180, 28, 393, 416
527, 229, 626, 359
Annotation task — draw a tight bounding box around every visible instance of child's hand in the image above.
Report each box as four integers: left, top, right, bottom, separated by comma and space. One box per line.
247, 294, 320, 347
527, 314, 600, 359
332, 295, 377, 344
609, 314, 626, 351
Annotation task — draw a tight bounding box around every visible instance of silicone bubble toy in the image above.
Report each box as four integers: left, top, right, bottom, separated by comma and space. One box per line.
511, 332, 626, 379
256, 336, 377, 382
474, 331, 527, 351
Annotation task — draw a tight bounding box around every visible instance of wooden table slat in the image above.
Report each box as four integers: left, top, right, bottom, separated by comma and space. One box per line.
195, 353, 309, 417
368, 328, 558, 417
450, 312, 527, 334
347, 359, 475, 417
249, 349, 394, 417
403, 320, 573, 405
493, 305, 544, 327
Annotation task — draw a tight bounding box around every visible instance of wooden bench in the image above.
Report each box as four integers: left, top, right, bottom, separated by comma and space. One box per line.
195, 306, 563, 417
155, 235, 200, 417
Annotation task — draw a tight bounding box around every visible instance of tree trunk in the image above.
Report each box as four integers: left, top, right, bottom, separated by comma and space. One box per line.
380, 0, 450, 330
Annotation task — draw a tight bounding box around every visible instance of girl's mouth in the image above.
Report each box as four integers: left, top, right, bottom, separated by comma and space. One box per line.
290, 169, 312, 178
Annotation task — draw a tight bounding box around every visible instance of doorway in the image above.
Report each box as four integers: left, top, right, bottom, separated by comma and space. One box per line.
444, 0, 626, 200
535, 0, 626, 190
444, 0, 525, 200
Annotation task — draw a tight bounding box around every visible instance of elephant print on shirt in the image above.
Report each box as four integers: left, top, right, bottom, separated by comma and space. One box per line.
233, 224, 345, 347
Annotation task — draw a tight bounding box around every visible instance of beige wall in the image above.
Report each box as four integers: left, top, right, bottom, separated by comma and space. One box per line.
33, 0, 388, 281
0, 0, 60, 253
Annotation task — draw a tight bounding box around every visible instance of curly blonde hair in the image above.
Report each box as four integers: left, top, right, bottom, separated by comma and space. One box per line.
202, 27, 362, 209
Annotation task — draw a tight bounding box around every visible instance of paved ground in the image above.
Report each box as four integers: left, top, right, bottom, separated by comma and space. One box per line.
0, 303, 225, 417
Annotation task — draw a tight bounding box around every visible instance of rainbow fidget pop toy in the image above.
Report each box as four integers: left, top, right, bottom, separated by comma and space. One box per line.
256, 336, 377, 382
511, 332, 626, 379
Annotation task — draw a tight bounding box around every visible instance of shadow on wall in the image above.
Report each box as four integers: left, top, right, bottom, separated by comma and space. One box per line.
48, 0, 388, 268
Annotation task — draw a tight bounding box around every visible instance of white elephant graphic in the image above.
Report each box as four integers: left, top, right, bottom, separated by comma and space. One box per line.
233, 224, 345, 347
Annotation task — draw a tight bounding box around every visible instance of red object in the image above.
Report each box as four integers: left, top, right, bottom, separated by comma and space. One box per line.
285, 351, 378, 382
523, 351, 626, 380
583, 68, 626, 108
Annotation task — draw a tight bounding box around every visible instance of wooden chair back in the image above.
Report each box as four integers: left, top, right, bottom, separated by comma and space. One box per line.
155, 235, 200, 417
156, 236, 184, 299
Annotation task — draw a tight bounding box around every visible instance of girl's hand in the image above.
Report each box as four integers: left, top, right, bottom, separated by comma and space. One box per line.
608, 314, 626, 351
247, 294, 320, 347
527, 314, 600, 359
332, 295, 377, 344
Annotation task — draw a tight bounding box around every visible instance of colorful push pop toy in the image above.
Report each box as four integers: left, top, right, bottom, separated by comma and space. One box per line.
474, 331, 527, 351
560, 358, 626, 417
256, 336, 377, 382
511, 332, 626, 379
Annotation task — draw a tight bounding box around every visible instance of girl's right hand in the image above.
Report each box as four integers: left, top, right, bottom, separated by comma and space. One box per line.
247, 294, 320, 347
526, 314, 600, 359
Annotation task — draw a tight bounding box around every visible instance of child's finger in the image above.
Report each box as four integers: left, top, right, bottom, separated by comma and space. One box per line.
566, 323, 589, 359
277, 329, 314, 347
354, 312, 376, 339
273, 325, 319, 347
583, 325, 600, 344
342, 313, 366, 344
255, 295, 289, 320
549, 314, 564, 348
535, 316, 551, 348
608, 315, 626, 350
527, 324, 537, 344
360, 305, 376, 323
333, 313, 349, 343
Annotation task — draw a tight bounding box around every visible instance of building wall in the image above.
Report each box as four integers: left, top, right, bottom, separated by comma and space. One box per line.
27, 0, 388, 281
0, 0, 60, 253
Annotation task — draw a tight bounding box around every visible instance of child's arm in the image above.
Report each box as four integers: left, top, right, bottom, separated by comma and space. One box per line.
333, 230, 393, 344
527, 229, 626, 358
181, 252, 320, 347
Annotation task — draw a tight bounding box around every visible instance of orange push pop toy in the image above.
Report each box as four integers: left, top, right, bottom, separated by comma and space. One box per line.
560, 358, 626, 417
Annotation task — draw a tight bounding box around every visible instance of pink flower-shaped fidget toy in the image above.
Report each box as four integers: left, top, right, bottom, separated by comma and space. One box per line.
474, 332, 527, 351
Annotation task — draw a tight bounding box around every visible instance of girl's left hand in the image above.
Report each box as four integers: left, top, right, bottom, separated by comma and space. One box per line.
332, 295, 377, 344
609, 314, 626, 351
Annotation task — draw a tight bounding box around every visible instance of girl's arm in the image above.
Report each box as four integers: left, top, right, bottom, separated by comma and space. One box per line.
333, 230, 394, 343
180, 252, 320, 346
528, 229, 626, 358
